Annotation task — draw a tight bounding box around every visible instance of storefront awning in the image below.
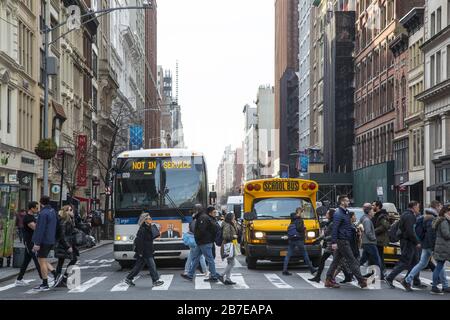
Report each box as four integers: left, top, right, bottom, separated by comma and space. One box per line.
427, 182, 450, 191
400, 179, 423, 187
52, 101, 67, 120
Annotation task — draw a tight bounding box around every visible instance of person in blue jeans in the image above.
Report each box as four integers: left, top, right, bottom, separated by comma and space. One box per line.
359, 203, 384, 280
181, 206, 223, 282
282, 208, 317, 276
403, 203, 447, 291
430, 205, 450, 295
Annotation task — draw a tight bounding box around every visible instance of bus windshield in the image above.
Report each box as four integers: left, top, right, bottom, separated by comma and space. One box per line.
252, 197, 316, 219
115, 156, 206, 211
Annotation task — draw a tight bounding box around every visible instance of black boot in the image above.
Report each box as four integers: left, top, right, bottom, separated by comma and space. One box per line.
308, 275, 321, 283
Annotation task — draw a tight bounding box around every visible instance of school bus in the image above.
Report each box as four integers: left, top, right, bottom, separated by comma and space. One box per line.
241, 178, 322, 269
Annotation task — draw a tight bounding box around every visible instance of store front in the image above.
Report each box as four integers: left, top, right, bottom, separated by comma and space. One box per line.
0, 184, 18, 259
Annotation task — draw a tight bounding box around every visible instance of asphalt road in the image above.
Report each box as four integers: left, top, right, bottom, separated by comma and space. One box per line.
0, 244, 449, 300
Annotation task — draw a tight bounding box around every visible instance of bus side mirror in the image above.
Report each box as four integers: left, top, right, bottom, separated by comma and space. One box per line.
233, 204, 242, 219
244, 212, 257, 221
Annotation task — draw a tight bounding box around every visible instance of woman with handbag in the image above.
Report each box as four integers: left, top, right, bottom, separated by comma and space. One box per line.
53, 205, 79, 287
219, 212, 238, 285
182, 207, 208, 277
124, 212, 164, 287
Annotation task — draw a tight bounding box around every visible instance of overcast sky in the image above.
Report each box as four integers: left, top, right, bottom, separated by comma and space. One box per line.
157, 0, 274, 183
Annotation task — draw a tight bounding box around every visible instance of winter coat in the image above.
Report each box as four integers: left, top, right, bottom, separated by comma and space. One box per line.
222, 221, 237, 243
331, 207, 353, 243
32, 205, 57, 246
289, 213, 306, 241
194, 213, 218, 246
349, 224, 360, 258
54, 218, 79, 259
134, 223, 155, 258
360, 214, 377, 245
373, 209, 390, 247
399, 209, 419, 245
433, 216, 450, 262
421, 209, 438, 250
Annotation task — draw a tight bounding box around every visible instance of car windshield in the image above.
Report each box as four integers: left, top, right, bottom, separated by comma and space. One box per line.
348, 208, 364, 222
252, 198, 316, 219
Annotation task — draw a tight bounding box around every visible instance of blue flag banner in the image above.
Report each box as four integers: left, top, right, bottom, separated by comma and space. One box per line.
129, 125, 143, 150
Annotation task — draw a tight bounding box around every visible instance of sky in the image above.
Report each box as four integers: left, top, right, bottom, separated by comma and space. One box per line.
157, 0, 275, 183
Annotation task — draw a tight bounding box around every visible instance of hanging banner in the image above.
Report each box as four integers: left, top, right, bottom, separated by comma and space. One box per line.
77, 134, 88, 187
129, 125, 143, 150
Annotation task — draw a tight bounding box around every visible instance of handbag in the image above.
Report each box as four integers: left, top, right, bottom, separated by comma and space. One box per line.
182, 232, 196, 248
221, 242, 234, 260
151, 223, 160, 240
73, 228, 86, 246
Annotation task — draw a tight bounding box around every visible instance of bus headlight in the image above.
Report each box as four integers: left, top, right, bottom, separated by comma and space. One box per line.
116, 235, 128, 241
254, 231, 266, 239
116, 235, 122, 241
122, 236, 128, 241
307, 231, 316, 239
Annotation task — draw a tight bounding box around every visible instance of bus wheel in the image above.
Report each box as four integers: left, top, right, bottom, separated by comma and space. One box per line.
246, 257, 257, 270
118, 260, 133, 269
311, 256, 321, 268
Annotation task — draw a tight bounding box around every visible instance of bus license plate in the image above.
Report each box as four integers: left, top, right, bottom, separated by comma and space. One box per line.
280, 251, 287, 257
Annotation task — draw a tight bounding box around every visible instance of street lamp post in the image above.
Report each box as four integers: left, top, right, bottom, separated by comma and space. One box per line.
41, 2, 153, 196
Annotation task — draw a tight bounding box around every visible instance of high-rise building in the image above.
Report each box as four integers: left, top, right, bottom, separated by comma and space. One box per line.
145, 0, 160, 148
353, 0, 424, 205
256, 85, 275, 178
309, 0, 355, 205
243, 104, 258, 181
417, 0, 450, 204
275, 0, 300, 177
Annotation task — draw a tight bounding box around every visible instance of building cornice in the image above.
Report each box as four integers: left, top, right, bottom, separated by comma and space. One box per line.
399, 7, 424, 35
416, 78, 450, 102
421, 25, 450, 52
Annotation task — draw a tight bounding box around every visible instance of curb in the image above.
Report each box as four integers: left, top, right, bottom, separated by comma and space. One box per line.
0, 241, 113, 284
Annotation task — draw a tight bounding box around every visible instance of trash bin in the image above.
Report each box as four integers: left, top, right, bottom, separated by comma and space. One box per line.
13, 246, 25, 268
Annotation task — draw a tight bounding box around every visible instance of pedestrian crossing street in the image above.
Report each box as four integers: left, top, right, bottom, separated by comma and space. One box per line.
2, 271, 448, 295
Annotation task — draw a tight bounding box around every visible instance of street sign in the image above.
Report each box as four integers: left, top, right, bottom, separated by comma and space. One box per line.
51, 185, 61, 194
377, 187, 383, 196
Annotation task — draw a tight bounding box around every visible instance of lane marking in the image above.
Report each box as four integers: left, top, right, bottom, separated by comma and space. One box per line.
152, 274, 173, 290
264, 273, 293, 289
0, 279, 35, 292
297, 273, 325, 289
68, 277, 107, 293
111, 276, 140, 292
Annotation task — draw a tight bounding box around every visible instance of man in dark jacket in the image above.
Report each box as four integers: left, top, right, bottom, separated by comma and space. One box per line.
372, 201, 390, 273
403, 201, 448, 291
385, 201, 422, 288
282, 208, 317, 276
325, 196, 367, 289
181, 206, 223, 282
32, 196, 58, 292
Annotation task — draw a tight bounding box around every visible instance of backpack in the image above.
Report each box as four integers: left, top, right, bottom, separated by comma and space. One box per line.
287, 223, 301, 240
414, 215, 426, 242
215, 224, 223, 246
388, 220, 402, 243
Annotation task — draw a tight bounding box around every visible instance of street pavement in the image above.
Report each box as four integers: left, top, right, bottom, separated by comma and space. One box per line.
0, 243, 449, 300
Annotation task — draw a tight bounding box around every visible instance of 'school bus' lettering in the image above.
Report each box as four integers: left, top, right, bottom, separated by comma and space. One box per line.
262, 180, 299, 192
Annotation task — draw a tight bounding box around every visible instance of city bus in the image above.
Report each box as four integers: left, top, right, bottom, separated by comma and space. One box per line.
113, 149, 208, 268
241, 178, 322, 269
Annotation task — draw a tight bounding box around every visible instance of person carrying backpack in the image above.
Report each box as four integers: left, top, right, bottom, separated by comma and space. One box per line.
282, 207, 317, 276
430, 204, 450, 294
385, 201, 422, 289
53, 205, 79, 288
181, 206, 223, 283
402, 201, 447, 291
372, 201, 390, 274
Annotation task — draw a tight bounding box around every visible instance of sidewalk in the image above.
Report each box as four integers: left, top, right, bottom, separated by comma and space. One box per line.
0, 240, 113, 283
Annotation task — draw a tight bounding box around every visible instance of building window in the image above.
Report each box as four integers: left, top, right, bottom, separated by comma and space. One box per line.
92, 121, 98, 142
7, 88, 12, 134
92, 87, 98, 112
92, 51, 98, 79
437, 7, 442, 33
431, 12, 436, 37
447, 45, 450, 80
430, 55, 435, 87
435, 118, 442, 150
436, 51, 441, 83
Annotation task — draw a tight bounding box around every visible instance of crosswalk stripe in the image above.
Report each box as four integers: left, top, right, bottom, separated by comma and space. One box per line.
152, 274, 173, 291
68, 277, 107, 293
264, 273, 293, 289
110, 276, 140, 292
0, 279, 35, 292
297, 273, 325, 289
230, 273, 249, 289
195, 274, 211, 290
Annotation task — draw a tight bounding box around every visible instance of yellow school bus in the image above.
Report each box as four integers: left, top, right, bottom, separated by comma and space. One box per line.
241, 178, 322, 269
